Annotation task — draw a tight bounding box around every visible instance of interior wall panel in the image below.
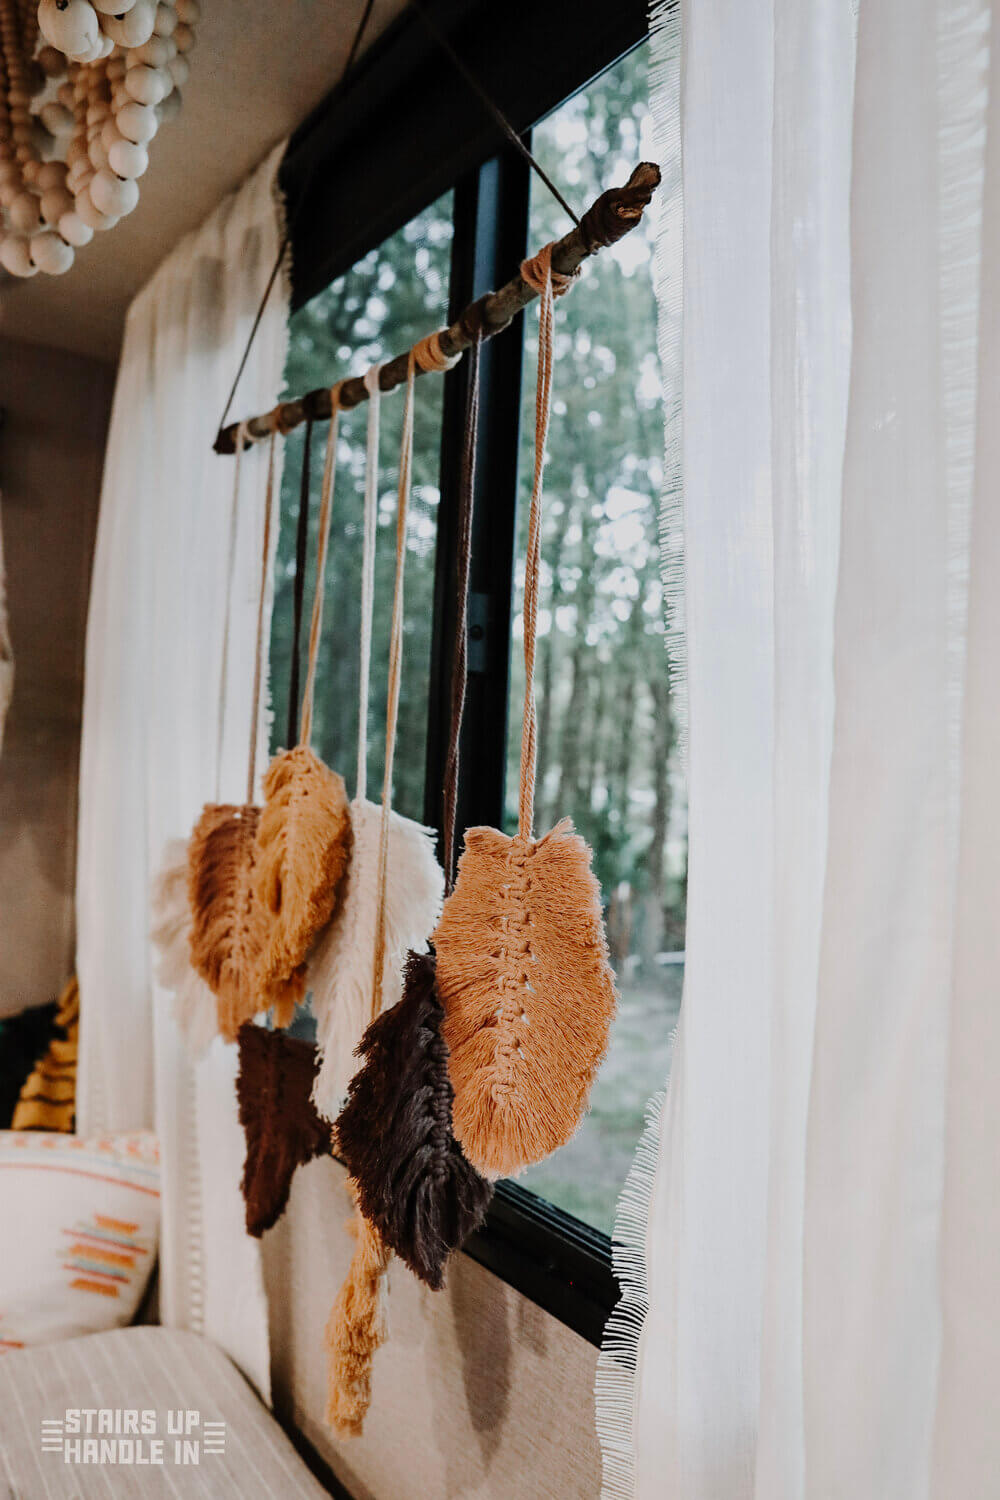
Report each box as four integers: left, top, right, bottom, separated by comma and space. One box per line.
0, 337, 114, 1018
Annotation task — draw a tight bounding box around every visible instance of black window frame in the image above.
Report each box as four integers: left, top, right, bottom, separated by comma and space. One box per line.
279, 0, 652, 1348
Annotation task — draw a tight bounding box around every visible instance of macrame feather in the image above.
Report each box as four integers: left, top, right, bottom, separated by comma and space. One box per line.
335, 950, 493, 1289
187, 802, 303, 1041
254, 745, 351, 1011
236, 1023, 331, 1237
151, 837, 219, 1054
434, 819, 618, 1178
310, 797, 444, 1120
325, 1183, 391, 1438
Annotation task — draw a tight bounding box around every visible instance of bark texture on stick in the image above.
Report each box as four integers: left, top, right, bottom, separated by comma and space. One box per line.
214, 161, 661, 455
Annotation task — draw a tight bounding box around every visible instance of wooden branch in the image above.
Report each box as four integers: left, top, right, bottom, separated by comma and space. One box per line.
214, 161, 662, 456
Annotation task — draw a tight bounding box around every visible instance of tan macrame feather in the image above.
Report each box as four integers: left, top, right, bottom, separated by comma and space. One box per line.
254, 744, 351, 1004
434, 820, 616, 1177
151, 837, 219, 1054
433, 247, 617, 1179
325, 1181, 391, 1437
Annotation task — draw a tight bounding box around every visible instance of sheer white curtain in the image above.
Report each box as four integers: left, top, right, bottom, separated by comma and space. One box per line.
76, 143, 289, 1399
597, 1, 1000, 1495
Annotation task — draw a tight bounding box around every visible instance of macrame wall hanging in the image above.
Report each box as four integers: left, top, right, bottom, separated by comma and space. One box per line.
0, 0, 197, 278
309, 359, 445, 1123
210, 161, 661, 1440
254, 399, 352, 1010
335, 317, 493, 1292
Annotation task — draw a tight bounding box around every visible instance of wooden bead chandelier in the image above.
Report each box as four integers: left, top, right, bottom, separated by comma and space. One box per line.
0, 0, 198, 278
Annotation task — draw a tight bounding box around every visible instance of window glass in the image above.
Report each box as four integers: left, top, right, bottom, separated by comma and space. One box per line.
505, 45, 686, 1233
269, 194, 455, 823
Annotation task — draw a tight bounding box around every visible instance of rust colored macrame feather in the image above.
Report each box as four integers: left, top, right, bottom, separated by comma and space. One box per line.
187, 802, 302, 1040
434, 820, 617, 1178
254, 744, 351, 1011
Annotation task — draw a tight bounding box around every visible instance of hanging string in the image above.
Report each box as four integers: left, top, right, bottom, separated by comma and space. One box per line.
356, 362, 383, 805
214, 422, 247, 802
215, 0, 377, 438
408, 0, 580, 228
286, 416, 315, 747
516, 243, 574, 839
441, 322, 483, 894
247, 429, 278, 806
300, 383, 344, 747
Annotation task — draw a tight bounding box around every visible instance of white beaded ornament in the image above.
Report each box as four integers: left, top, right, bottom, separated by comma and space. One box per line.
0, 0, 198, 277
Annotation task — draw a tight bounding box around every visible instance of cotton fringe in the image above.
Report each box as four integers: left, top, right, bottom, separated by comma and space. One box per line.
310, 797, 444, 1121
435, 820, 617, 1179
236, 1023, 331, 1237
187, 803, 301, 1041
254, 744, 351, 1018
325, 1180, 391, 1438
151, 837, 219, 1054
335, 950, 493, 1289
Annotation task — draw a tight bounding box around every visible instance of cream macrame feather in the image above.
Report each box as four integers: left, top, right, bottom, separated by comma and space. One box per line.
151, 837, 219, 1055
310, 797, 443, 1121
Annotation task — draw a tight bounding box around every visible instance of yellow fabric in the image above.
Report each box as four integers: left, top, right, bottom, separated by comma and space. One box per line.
12, 976, 78, 1132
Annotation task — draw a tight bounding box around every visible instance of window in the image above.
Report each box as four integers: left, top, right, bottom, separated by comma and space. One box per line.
273, 0, 676, 1343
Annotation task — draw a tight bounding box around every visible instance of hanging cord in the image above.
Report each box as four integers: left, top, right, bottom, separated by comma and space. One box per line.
286, 416, 315, 747
300, 383, 344, 747
369, 334, 460, 1019
409, 0, 579, 228
215, 0, 377, 438
516, 244, 575, 839
214, 422, 247, 802
441, 319, 483, 894
247, 429, 279, 806
356, 362, 383, 805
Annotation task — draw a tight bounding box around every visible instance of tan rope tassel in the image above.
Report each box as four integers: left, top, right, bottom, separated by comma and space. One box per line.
253, 387, 351, 1022
432, 244, 617, 1179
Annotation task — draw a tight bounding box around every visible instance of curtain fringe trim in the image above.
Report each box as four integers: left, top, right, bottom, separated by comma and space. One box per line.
594, 1087, 667, 1498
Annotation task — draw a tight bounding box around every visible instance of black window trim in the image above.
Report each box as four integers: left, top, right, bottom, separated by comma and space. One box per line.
279, 0, 651, 1349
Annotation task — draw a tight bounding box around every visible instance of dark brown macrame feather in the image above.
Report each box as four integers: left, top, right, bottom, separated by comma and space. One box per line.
236, 1024, 332, 1237
335, 950, 493, 1290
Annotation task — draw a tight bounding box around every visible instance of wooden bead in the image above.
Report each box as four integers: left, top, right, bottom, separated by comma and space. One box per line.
73, 186, 118, 230
0, 181, 20, 208
38, 0, 99, 57
40, 101, 74, 136
152, 2, 177, 36
116, 99, 158, 142
0, 159, 19, 187
90, 165, 138, 217
57, 81, 75, 109
128, 33, 173, 65
21, 159, 41, 186
174, 0, 198, 21
101, 0, 155, 46
40, 184, 74, 224
108, 137, 147, 178
156, 86, 180, 123
37, 44, 66, 77
87, 136, 108, 170
166, 52, 187, 88
0, 235, 38, 277
70, 39, 104, 64
29, 229, 74, 274
125, 62, 169, 104
106, 55, 127, 79
57, 208, 93, 245
93, 0, 138, 10
8, 190, 41, 233
37, 160, 68, 191
173, 21, 193, 51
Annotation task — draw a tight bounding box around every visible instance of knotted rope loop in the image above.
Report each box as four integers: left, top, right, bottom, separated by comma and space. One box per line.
356, 362, 383, 804
520, 241, 578, 300
412, 330, 461, 374
369, 349, 419, 1023
517, 247, 558, 839
299, 381, 345, 747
